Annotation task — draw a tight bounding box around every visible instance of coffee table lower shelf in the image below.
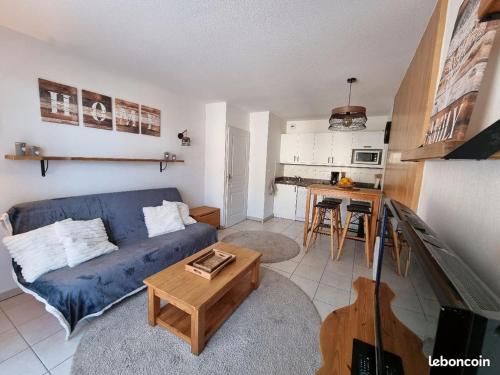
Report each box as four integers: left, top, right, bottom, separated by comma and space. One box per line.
154, 274, 255, 352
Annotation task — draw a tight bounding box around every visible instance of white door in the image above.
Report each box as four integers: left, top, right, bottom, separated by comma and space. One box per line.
332, 132, 353, 166
313, 133, 334, 165
297, 134, 315, 164
280, 134, 298, 163
225, 126, 250, 227
273, 184, 297, 220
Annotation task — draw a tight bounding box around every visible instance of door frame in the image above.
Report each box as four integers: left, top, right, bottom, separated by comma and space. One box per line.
223, 126, 250, 227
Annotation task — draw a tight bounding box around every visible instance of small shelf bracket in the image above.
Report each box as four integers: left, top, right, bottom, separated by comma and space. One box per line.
160, 161, 168, 172
40, 160, 49, 177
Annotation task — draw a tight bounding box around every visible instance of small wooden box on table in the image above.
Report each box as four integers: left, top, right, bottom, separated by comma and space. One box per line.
143, 242, 261, 355
189, 206, 220, 229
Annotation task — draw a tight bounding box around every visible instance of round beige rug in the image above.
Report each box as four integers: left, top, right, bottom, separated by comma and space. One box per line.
221, 230, 300, 263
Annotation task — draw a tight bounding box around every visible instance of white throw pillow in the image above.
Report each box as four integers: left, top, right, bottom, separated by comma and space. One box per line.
2, 219, 72, 282
143, 202, 185, 238
163, 201, 197, 225
55, 218, 118, 267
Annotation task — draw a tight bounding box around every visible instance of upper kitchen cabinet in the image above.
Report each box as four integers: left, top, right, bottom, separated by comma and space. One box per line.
296, 134, 315, 164
332, 132, 353, 165
351, 131, 384, 150
280, 134, 298, 163
313, 133, 334, 165
280, 134, 315, 164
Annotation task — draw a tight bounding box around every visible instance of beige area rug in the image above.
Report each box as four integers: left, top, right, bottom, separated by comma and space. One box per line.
71, 269, 321, 375
221, 230, 300, 263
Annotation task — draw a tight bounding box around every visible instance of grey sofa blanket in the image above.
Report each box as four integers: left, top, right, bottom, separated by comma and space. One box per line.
7, 188, 218, 336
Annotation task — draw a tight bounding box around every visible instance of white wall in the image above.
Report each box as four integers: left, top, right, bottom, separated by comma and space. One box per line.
264, 113, 286, 218
204, 102, 227, 224
226, 104, 249, 131
286, 116, 388, 133
247, 112, 270, 220
0, 27, 207, 294
418, 1, 500, 295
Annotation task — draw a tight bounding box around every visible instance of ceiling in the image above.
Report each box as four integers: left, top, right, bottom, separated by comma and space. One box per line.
0, 0, 437, 120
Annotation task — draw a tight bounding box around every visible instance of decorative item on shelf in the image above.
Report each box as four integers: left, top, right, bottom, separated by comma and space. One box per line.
163, 152, 170, 160
177, 129, 191, 146
15, 142, 27, 156
171, 154, 176, 161
329, 77, 367, 131
29, 146, 42, 156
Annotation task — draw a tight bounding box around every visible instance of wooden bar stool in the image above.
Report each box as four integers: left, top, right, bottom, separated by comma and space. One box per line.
306, 199, 342, 260
337, 203, 372, 267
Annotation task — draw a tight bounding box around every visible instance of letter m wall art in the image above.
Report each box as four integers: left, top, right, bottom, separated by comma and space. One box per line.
38, 78, 79, 125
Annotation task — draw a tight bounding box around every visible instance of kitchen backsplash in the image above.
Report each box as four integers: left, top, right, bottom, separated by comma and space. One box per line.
282, 164, 382, 184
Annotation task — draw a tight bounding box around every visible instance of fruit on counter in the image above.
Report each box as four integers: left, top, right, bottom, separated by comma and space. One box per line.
339, 177, 353, 186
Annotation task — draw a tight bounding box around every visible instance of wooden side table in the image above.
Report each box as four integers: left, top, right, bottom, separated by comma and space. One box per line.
189, 206, 220, 229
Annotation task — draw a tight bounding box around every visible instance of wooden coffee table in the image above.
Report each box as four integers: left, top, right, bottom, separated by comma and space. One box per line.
143, 242, 262, 355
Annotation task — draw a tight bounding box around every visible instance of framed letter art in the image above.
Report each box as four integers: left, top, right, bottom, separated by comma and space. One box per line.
38, 78, 79, 125
82, 90, 113, 130
115, 98, 139, 134
140, 105, 161, 137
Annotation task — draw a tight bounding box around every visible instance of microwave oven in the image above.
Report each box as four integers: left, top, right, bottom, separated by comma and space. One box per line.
351, 149, 382, 165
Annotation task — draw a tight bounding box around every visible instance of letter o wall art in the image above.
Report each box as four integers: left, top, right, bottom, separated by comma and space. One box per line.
82, 90, 113, 130
38, 78, 161, 136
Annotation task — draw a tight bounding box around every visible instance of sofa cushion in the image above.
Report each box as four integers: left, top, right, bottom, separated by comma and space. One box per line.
14, 222, 218, 331
7, 188, 183, 245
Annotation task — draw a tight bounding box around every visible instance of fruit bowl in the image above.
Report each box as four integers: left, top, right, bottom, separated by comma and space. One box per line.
338, 177, 354, 188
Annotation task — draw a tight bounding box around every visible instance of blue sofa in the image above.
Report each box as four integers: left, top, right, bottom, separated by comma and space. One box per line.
7, 188, 218, 337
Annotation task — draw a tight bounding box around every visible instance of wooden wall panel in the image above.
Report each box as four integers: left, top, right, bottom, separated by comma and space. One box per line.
384, 0, 448, 210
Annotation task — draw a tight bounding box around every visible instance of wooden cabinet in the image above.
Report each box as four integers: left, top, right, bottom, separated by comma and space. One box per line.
273, 184, 297, 220
189, 206, 220, 229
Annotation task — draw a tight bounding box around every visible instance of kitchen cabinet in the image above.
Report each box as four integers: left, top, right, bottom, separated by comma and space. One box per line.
332, 132, 353, 166
351, 131, 384, 150
279, 134, 315, 164
313, 134, 334, 165
280, 134, 298, 164
295, 186, 312, 221
273, 184, 297, 220
296, 134, 315, 164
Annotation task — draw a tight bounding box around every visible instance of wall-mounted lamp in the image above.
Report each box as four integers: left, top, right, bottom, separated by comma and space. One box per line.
177, 129, 191, 146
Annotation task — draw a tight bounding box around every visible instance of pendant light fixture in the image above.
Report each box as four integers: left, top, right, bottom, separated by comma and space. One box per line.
328, 77, 367, 131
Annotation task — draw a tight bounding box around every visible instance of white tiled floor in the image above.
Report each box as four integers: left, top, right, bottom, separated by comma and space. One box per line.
0, 217, 439, 374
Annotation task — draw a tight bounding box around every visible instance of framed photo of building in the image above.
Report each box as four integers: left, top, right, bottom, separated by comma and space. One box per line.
82, 90, 113, 130
38, 78, 79, 126
424, 0, 499, 145
140, 105, 161, 137
115, 98, 139, 134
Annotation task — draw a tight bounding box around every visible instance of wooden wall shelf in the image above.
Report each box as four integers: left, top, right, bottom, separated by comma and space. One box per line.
400, 141, 464, 162
479, 0, 500, 21
4, 155, 184, 176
